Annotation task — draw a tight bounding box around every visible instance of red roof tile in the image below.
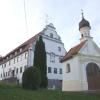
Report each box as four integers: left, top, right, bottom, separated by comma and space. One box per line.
5, 32, 42, 57
61, 40, 87, 63
0, 32, 43, 64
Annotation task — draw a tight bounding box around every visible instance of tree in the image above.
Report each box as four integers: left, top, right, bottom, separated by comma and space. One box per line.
22, 67, 41, 90
34, 35, 48, 88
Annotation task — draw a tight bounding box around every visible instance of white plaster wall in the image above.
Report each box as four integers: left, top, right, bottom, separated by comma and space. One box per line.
63, 56, 80, 81
80, 40, 100, 57
62, 51, 100, 91
62, 56, 84, 91
43, 37, 66, 80
43, 37, 66, 56
0, 51, 28, 83
80, 26, 90, 37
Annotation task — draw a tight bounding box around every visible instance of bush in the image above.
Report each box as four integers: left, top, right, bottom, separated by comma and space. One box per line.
22, 67, 41, 90
41, 76, 48, 88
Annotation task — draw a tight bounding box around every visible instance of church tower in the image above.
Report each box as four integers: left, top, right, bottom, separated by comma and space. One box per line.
62, 13, 100, 91
79, 12, 92, 42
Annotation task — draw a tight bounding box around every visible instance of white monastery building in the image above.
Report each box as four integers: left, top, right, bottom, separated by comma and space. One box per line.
61, 14, 100, 91
0, 23, 66, 89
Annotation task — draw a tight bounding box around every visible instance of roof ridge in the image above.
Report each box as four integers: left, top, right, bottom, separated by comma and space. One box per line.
4, 32, 42, 57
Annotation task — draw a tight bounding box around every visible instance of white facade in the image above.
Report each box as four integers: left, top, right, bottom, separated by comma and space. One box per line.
62, 16, 100, 91
62, 40, 100, 91
0, 23, 66, 89
0, 51, 28, 83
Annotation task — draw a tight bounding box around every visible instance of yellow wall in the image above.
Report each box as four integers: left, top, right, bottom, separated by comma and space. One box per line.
62, 80, 83, 91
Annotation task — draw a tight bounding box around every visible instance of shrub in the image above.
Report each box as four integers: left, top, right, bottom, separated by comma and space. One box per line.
22, 67, 41, 90
41, 76, 48, 88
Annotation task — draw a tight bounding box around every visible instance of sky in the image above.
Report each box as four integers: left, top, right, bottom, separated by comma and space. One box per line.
0, 0, 100, 56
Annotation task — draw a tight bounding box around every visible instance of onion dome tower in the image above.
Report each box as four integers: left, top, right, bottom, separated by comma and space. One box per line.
79, 11, 92, 41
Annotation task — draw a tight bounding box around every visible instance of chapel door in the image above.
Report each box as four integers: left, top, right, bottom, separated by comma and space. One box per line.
86, 63, 100, 90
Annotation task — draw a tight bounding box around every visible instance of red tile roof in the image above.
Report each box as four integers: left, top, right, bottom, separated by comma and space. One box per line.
0, 32, 42, 64
60, 40, 87, 63
5, 32, 42, 57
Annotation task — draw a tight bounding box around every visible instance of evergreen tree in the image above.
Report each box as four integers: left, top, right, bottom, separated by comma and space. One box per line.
22, 67, 41, 90
33, 35, 47, 88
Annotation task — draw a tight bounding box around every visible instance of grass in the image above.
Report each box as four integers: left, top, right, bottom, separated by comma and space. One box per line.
0, 83, 100, 100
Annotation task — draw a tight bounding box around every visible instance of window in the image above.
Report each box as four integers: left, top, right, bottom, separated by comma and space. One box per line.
16, 68, 18, 74
20, 48, 22, 52
21, 54, 23, 61
4, 63, 6, 67
50, 52, 55, 63
1, 74, 2, 78
59, 56, 63, 62
59, 68, 62, 74
15, 51, 17, 55
48, 67, 52, 73
3, 73, 5, 77
17, 57, 19, 62
66, 63, 70, 73
58, 47, 61, 52
24, 65, 27, 71
20, 67, 22, 73
14, 58, 15, 63
25, 53, 28, 59
8, 71, 10, 76
50, 33, 53, 38
54, 68, 57, 74
6, 72, 7, 77
10, 54, 12, 58
9, 60, 11, 66
81, 34, 83, 37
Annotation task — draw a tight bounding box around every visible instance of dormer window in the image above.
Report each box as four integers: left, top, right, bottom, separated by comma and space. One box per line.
15, 51, 17, 55
10, 54, 12, 58
20, 48, 22, 52
7, 57, 8, 59
50, 33, 53, 38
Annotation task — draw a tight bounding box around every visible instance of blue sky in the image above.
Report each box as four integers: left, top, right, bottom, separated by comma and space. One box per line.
0, 0, 100, 56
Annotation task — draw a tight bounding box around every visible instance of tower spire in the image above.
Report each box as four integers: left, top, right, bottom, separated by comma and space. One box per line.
81, 9, 84, 19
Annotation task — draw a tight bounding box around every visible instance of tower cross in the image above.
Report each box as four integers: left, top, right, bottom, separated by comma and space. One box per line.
81, 9, 84, 18
45, 14, 49, 25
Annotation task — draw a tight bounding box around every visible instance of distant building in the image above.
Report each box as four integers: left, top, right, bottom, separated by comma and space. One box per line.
61, 15, 100, 91
0, 23, 66, 89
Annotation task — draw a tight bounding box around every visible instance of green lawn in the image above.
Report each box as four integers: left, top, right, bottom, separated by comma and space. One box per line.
0, 83, 100, 100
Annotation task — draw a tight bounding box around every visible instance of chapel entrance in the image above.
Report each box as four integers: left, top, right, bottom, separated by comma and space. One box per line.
86, 63, 100, 90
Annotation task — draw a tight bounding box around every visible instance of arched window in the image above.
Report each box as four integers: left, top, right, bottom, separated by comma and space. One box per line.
50, 33, 53, 38
66, 63, 70, 73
